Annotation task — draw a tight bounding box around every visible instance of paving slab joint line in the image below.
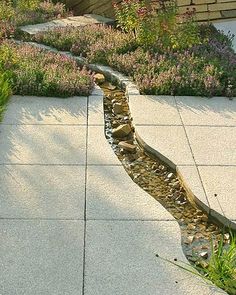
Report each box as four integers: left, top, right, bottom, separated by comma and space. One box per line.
17, 38, 235, 246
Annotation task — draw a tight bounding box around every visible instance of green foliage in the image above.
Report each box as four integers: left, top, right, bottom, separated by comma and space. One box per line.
113, 0, 145, 35
113, 0, 201, 51
0, 71, 11, 120
0, 1, 15, 21
201, 233, 236, 294
16, 0, 41, 11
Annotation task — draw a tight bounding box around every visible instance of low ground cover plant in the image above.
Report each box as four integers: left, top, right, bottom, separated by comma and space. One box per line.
0, 0, 69, 40
33, 19, 236, 97
0, 41, 94, 98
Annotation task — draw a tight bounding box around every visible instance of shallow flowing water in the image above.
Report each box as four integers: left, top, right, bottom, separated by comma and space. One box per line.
100, 81, 231, 269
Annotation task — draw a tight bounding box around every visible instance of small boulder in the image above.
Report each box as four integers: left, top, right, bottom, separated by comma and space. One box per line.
94, 73, 105, 84
112, 124, 132, 138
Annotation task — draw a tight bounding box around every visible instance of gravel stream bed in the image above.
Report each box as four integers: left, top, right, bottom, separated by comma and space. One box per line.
100, 81, 231, 270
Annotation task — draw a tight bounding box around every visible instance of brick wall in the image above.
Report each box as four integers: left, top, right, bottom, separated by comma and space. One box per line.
64, 0, 236, 21
176, 0, 236, 21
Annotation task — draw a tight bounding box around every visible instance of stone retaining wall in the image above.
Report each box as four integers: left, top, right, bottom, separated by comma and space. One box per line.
64, 0, 236, 21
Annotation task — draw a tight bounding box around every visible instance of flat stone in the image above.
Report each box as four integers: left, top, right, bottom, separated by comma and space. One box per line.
176, 96, 236, 126
112, 124, 132, 138
3, 95, 87, 125
85, 220, 225, 295
0, 125, 86, 164
199, 166, 236, 220
0, 165, 85, 219
177, 166, 209, 213
129, 95, 182, 125
185, 126, 236, 165
118, 141, 136, 153
87, 126, 121, 165
86, 165, 173, 220
0, 220, 84, 295
88, 95, 104, 125
136, 126, 195, 165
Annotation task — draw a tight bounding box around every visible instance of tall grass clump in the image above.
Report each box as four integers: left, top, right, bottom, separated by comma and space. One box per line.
202, 233, 236, 294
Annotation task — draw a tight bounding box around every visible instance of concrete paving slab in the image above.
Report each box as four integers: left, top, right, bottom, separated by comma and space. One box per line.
0, 125, 86, 164
129, 95, 182, 125
84, 220, 225, 295
177, 166, 210, 213
136, 126, 195, 165
199, 166, 236, 221
87, 126, 121, 165
0, 165, 85, 219
176, 96, 236, 126
0, 220, 84, 295
3, 96, 87, 125
88, 95, 104, 126
185, 126, 236, 165
86, 165, 174, 220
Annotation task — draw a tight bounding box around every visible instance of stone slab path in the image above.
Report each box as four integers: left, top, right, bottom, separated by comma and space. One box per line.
20, 14, 114, 35
129, 94, 236, 229
0, 92, 225, 294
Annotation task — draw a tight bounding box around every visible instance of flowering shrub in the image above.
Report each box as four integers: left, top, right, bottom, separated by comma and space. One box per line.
0, 41, 94, 97
113, 0, 201, 50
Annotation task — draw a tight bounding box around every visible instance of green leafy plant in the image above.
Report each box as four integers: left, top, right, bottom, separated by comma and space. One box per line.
0, 71, 11, 120
16, 0, 41, 11
113, 0, 145, 36
201, 233, 236, 294
113, 0, 201, 50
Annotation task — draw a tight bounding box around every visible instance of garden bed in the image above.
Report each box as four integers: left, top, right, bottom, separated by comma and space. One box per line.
31, 22, 236, 97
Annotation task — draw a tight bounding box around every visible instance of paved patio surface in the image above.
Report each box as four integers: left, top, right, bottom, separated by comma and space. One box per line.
129, 95, 236, 229
0, 93, 225, 294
